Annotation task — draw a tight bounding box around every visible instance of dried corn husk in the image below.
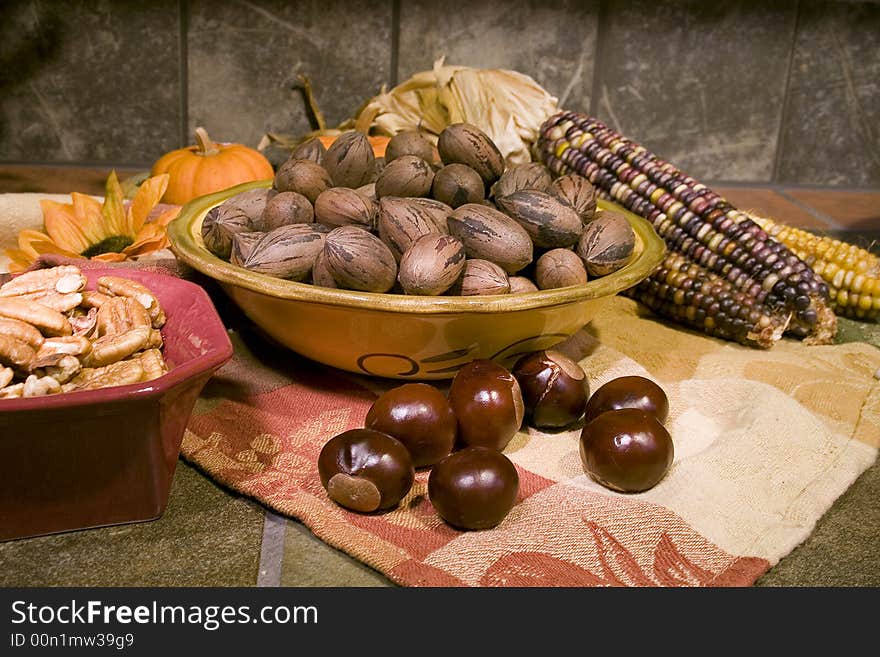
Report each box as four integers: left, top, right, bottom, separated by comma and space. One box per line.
260, 59, 559, 167
355, 58, 559, 166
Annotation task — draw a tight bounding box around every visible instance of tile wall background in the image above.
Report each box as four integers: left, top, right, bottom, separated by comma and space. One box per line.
1, 0, 878, 188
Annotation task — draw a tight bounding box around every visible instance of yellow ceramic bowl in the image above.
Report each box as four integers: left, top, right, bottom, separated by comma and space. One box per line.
168, 180, 666, 379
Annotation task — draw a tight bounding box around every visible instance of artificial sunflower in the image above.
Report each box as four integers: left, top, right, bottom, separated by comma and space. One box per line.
5, 171, 178, 272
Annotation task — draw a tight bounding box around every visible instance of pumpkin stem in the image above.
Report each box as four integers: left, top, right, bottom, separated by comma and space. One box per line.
194, 127, 220, 156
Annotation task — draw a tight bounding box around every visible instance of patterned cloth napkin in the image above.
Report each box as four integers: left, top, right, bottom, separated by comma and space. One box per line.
181, 294, 880, 587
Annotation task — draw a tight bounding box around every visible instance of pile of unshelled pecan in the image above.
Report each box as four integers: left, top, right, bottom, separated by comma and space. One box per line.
0, 265, 167, 398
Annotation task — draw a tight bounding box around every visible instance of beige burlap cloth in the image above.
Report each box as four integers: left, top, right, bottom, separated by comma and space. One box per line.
181, 295, 880, 587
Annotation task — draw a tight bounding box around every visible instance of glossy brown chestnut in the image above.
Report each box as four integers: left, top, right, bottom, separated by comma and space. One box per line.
365, 383, 457, 467
579, 408, 674, 493
317, 428, 414, 513
428, 446, 519, 530
584, 375, 669, 424
512, 349, 590, 430
448, 359, 525, 451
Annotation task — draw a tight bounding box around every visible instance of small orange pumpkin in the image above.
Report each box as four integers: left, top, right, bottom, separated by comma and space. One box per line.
151, 127, 275, 204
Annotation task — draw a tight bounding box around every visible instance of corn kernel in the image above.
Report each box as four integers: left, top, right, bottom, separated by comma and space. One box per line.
850, 274, 865, 293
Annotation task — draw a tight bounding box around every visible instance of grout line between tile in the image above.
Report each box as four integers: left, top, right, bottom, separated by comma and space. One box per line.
704, 179, 880, 194
771, 0, 801, 184
256, 510, 287, 587
178, 0, 190, 149
588, 0, 610, 117
389, 0, 400, 87
776, 188, 845, 230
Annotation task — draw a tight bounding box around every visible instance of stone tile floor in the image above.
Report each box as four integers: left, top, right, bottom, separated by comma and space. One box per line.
0, 167, 877, 587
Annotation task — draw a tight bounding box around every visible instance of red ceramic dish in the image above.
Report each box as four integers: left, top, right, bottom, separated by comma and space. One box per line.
0, 267, 233, 541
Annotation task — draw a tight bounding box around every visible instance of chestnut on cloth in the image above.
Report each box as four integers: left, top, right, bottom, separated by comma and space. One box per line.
182, 295, 878, 586
21, 255, 880, 587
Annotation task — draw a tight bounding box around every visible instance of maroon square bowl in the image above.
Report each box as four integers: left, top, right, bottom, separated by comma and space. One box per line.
0, 267, 233, 541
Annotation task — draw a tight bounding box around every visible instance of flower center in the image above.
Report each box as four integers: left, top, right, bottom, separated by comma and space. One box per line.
81, 235, 134, 258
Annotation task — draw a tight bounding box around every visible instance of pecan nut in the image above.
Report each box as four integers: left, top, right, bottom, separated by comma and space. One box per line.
97, 277, 166, 328
0, 383, 24, 398
70, 307, 98, 338
33, 336, 92, 364
0, 317, 45, 349
0, 334, 36, 370
147, 329, 164, 350
0, 298, 72, 336
0, 265, 85, 298
15, 291, 84, 313
96, 295, 151, 337
82, 326, 151, 368
37, 354, 82, 384
63, 359, 145, 392
80, 290, 113, 309
23, 374, 62, 397
0, 366, 13, 388
137, 348, 168, 381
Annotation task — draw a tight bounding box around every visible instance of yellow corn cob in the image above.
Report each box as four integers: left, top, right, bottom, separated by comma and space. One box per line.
751, 215, 880, 321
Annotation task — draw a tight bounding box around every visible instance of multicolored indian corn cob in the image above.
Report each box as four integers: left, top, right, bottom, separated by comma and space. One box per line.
749, 215, 880, 321
536, 110, 838, 347
626, 251, 790, 348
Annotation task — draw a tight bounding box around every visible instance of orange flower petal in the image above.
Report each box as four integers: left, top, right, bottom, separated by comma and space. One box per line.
39, 198, 72, 222
122, 206, 177, 257
10, 229, 82, 267
40, 199, 90, 253
123, 222, 169, 257
28, 236, 82, 260
17, 229, 52, 257
128, 173, 169, 233
70, 193, 109, 244
153, 205, 180, 226
4, 248, 35, 273
41, 194, 111, 254
102, 171, 128, 237
90, 252, 128, 263
70, 193, 103, 225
